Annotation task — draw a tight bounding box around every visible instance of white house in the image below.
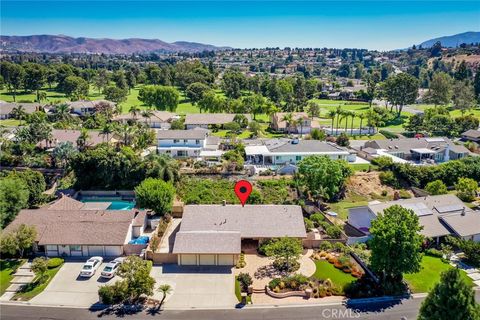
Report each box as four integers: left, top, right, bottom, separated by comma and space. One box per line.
244, 138, 353, 166
156, 128, 221, 158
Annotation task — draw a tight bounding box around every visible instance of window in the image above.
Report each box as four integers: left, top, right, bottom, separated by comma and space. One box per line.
183, 139, 188, 143
195, 140, 200, 144
296, 156, 302, 161
276, 156, 281, 160
46, 245, 58, 251
173, 139, 179, 143
70, 245, 81, 251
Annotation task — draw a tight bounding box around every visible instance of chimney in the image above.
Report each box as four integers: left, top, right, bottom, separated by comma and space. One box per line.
222, 200, 226, 206
461, 208, 466, 216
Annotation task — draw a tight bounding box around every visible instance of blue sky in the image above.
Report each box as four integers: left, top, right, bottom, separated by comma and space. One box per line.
1, 1, 479, 50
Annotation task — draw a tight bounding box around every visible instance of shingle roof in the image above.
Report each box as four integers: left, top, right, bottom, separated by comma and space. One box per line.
365, 137, 469, 155
273, 112, 310, 129
36, 129, 107, 148
113, 111, 176, 123
47, 194, 85, 210
245, 138, 349, 155
0, 102, 43, 115
462, 129, 480, 139
173, 231, 241, 254
179, 205, 306, 238
185, 113, 251, 125
156, 129, 208, 140
4, 202, 146, 246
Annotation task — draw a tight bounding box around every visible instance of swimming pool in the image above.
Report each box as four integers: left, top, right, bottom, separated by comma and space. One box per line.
80, 198, 135, 210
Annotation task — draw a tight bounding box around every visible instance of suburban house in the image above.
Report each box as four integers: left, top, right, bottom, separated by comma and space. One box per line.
36, 129, 111, 150
171, 205, 307, 266
67, 100, 116, 116
270, 112, 319, 134
113, 111, 177, 129
184, 113, 251, 130
461, 129, 480, 143
0, 102, 45, 119
357, 137, 470, 164
156, 128, 221, 158
348, 194, 480, 244
4, 195, 147, 257
244, 138, 354, 167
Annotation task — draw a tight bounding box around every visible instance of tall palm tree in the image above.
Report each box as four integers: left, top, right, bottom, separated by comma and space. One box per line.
335, 106, 342, 136
129, 105, 141, 120
37, 91, 47, 103
76, 128, 90, 151
52, 141, 77, 168
115, 123, 137, 146
294, 117, 305, 138
100, 123, 114, 142
350, 112, 356, 136
327, 110, 336, 136
358, 113, 365, 136
158, 284, 172, 306
11, 105, 27, 125
141, 109, 154, 126
281, 113, 294, 135
146, 154, 180, 182
341, 111, 350, 134
54, 103, 72, 123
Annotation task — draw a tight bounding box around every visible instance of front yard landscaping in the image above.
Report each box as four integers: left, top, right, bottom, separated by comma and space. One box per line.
313, 260, 358, 291
0, 259, 25, 295
13, 260, 64, 301
404, 255, 473, 293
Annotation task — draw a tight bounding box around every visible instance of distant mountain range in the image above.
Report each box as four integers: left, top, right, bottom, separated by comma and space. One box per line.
418, 31, 480, 48
0, 34, 230, 54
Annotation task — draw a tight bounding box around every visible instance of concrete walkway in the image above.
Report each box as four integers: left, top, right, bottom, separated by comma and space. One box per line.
0, 261, 34, 302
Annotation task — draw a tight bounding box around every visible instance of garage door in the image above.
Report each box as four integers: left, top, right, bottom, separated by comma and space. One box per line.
88, 246, 104, 256
105, 246, 122, 257
217, 255, 234, 266
199, 254, 215, 265
180, 254, 197, 265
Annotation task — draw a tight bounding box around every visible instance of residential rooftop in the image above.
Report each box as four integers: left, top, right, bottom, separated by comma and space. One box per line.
185, 113, 251, 125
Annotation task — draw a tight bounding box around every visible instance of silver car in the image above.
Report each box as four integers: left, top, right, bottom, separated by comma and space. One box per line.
80, 256, 103, 277
100, 257, 124, 279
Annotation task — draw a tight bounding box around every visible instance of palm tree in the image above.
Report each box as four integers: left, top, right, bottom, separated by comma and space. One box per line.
100, 123, 114, 142
76, 128, 90, 151
335, 106, 342, 136
341, 111, 350, 134
115, 123, 137, 146
129, 105, 141, 120
52, 141, 77, 168
294, 117, 304, 138
53, 103, 72, 123
358, 113, 365, 136
11, 105, 27, 125
327, 110, 336, 136
158, 284, 172, 306
146, 154, 180, 182
281, 113, 294, 135
350, 112, 356, 136
141, 109, 154, 126
37, 91, 47, 103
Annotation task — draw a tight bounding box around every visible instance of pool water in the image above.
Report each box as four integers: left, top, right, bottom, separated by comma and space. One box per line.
80, 198, 135, 210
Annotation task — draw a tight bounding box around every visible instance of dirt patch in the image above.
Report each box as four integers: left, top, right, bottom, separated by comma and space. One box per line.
347, 172, 395, 197
428, 54, 480, 69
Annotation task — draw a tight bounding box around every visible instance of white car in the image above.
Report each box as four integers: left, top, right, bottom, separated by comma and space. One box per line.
79, 256, 103, 277
100, 258, 124, 279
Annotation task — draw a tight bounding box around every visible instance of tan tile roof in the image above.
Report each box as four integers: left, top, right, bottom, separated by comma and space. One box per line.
47, 194, 85, 210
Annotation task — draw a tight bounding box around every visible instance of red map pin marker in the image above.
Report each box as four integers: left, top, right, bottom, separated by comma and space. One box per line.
234, 180, 252, 207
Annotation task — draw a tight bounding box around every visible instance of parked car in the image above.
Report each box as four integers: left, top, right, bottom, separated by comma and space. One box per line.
79, 256, 103, 277
100, 257, 124, 279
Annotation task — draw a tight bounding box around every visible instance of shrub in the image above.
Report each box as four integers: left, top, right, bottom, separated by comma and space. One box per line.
398, 189, 411, 199
310, 213, 325, 227
379, 171, 398, 187
98, 281, 129, 305
425, 248, 443, 258
371, 156, 393, 170
455, 177, 478, 202
333, 242, 346, 253
325, 226, 342, 239
235, 253, 246, 268
379, 130, 397, 139
304, 218, 314, 231
336, 133, 350, 147
425, 180, 448, 195
237, 272, 253, 291
268, 278, 281, 290
318, 241, 333, 251
47, 258, 64, 269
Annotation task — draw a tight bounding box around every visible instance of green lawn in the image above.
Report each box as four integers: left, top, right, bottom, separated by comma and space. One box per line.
327, 191, 392, 220
404, 255, 474, 293
13, 263, 63, 301
313, 260, 357, 289
348, 163, 377, 172
0, 119, 21, 126
0, 259, 25, 295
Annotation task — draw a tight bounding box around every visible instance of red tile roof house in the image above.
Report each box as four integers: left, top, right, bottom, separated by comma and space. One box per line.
36, 129, 112, 150
3, 195, 147, 257
171, 204, 307, 266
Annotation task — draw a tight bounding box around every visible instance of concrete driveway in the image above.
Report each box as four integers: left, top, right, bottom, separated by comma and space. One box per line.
150, 264, 238, 309
31, 261, 118, 307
